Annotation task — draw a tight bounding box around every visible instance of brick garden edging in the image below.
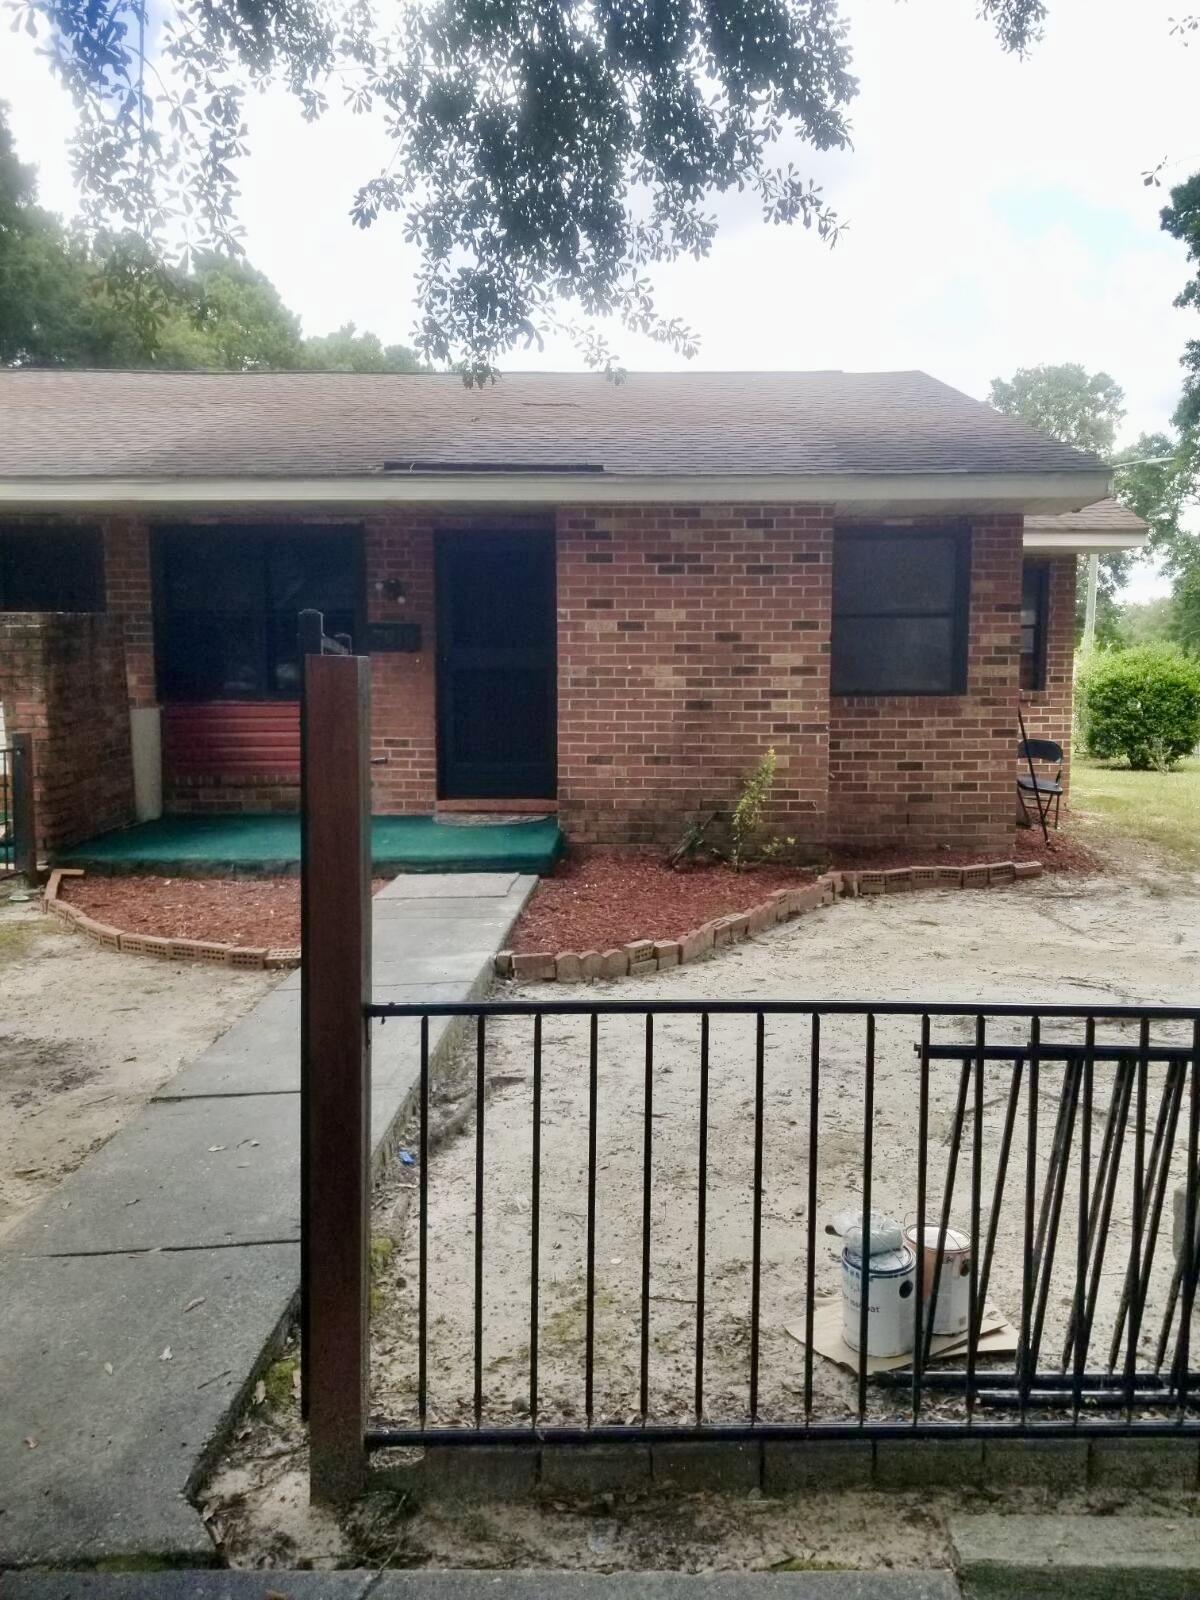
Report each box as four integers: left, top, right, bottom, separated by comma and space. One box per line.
40, 868, 300, 971
495, 859, 1043, 984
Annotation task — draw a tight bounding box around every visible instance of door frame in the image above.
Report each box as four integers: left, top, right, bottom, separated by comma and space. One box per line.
434, 526, 558, 802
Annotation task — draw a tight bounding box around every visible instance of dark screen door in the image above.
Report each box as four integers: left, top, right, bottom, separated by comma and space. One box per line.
435, 530, 557, 799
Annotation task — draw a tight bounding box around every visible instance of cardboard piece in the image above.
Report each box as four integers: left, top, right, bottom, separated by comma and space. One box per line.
785, 1294, 1020, 1377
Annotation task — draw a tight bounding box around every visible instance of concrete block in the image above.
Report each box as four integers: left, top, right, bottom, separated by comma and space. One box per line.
513, 951, 557, 981
601, 948, 630, 979
726, 912, 751, 939
419, 1445, 539, 1500
539, 1443, 651, 1495
819, 871, 844, 898
629, 959, 658, 978
625, 939, 655, 962
983, 1438, 1089, 1488
679, 925, 714, 963
712, 920, 735, 948
783, 883, 827, 915
908, 866, 956, 891
961, 864, 990, 888
1014, 860, 1044, 880
579, 950, 604, 981
652, 1440, 761, 1492
494, 949, 514, 977
1090, 1436, 1199, 1490
882, 868, 914, 892
117, 930, 172, 961
748, 901, 777, 933
874, 1437, 984, 1488
762, 1439, 874, 1491
856, 871, 887, 896
950, 1512, 1200, 1600
987, 861, 1016, 886
653, 941, 681, 969
555, 952, 583, 983
168, 936, 230, 963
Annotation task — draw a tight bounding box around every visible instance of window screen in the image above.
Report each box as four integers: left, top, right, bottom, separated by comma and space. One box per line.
1020, 560, 1050, 692
831, 529, 970, 695
156, 527, 360, 701
0, 527, 105, 612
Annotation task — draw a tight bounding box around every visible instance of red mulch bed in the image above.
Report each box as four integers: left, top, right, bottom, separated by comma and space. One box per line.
57, 824, 1101, 957
63, 874, 305, 950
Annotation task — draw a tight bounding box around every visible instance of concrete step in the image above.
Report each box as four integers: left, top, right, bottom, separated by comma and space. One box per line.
949, 1514, 1200, 1598
0, 1572, 962, 1600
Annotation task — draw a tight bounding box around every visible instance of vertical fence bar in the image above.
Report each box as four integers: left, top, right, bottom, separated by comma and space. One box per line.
418, 1015, 429, 1429
1179, 1021, 1200, 1415
304, 649, 371, 1504
805, 1013, 820, 1425
967, 1015, 984, 1423
530, 1014, 543, 1426
749, 1012, 766, 1423
1020, 1016, 1040, 1423
695, 1013, 710, 1424
473, 1013, 486, 1428
640, 1013, 654, 1422
585, 1012, 599, 1426
1125, 1024, 1149, 1422
913, 1015, 930, 1424
923, 1059, 969, 1370
858, 1014, 875, 1423
11, 732, 37, 882
1074, 1019, 1095, 1420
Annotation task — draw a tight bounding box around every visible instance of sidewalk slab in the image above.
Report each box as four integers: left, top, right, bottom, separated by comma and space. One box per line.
3, 1095, 300, 1255
2, 1571, 963, 1598
949, 1514, 1200, 1598
376, 871, 520, 900
0, 1244, 298, 1568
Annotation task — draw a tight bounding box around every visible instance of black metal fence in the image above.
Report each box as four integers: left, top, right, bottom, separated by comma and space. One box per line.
363, 999, 1200, 1449
0, 734, 35, 879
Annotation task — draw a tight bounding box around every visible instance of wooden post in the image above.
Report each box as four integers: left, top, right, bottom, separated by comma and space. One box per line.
303, 649, 372, 1503
11, 732, 38, 883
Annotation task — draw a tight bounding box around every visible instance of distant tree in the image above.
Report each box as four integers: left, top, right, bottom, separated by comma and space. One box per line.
1119, 595, 1175, 647
989, 363, 1136, 639
0, 103, 425, 372
17, 0, 1051, 379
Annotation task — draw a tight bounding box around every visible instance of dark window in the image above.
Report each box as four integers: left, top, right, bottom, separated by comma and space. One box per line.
1020, 560, 1050, 692
831, 528, 971, 695
155, 526, 361, 701
0, 527, 105, 612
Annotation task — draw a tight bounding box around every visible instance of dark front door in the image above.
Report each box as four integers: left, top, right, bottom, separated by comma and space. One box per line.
435, 530, 557, 800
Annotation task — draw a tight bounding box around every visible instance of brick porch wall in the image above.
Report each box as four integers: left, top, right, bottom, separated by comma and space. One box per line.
0, 612, 134, 850
1019, 555, 1076, 802
556, 504, 833, 848
827, 516, 1025, 856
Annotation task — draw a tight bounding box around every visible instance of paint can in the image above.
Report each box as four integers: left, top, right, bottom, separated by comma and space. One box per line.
903, 1225, 972, 1337
841, 1243, 916, 1357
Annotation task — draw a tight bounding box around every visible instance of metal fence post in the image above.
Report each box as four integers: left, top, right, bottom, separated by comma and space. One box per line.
303, 646, 372, 1504
11, 732, 38, 882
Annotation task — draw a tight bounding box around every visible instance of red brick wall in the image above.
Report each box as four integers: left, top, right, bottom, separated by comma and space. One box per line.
1019, 555, 1076, 802
827, 516, 1025, 856
0, 612, 134, 850
365, 515, 438, 813
556, 504, 833, 848
103, 516, 156, 708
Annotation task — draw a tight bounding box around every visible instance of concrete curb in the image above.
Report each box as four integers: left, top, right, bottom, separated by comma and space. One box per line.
496, 860, 1042, 983
949, 1512, 1200, 1598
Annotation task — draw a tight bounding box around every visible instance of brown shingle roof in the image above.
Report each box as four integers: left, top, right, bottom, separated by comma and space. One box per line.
1024, 497, 1147, 533
0, 369, 1105, 481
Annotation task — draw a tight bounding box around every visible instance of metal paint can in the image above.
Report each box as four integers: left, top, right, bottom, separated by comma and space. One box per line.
841, 1243, 917, 1357
903, 1225, 973, 1337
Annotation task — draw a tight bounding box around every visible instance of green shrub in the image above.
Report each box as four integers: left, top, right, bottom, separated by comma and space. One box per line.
1080, 645, 1200, 771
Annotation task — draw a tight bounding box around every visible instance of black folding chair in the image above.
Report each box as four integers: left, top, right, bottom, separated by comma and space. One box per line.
1017, 706, 1063, 844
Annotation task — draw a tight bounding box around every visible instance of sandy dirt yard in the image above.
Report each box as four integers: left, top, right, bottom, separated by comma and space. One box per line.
208, 835, 1200, 1570
0, 891, 275, 1239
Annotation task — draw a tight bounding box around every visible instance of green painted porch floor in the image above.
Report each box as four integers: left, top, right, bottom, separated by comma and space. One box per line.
56, 813, 564, 876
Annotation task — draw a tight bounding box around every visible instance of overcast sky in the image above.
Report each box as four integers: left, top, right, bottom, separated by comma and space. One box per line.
2, 0, 1195, 594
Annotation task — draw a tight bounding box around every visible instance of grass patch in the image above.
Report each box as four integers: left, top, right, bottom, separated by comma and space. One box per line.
1072, 756, 1200, 868
0, 919, 37, 964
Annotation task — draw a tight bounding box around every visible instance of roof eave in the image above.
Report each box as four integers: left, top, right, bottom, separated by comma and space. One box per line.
1023, 527, 1149, 555
0, 468, 1111, 515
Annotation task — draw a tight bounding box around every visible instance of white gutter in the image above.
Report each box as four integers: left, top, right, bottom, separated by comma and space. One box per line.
0, 469, 1111, 516
1022, 529, 1148, 554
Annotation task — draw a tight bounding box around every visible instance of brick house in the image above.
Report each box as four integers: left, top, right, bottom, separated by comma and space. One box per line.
0, 369, 1146, 859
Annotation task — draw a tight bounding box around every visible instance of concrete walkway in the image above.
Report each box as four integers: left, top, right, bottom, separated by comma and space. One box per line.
0, 873, 534, 1569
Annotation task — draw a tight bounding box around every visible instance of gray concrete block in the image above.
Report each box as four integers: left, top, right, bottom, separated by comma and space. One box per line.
982, 1438, 1088, 1488
539, 1443, 652, 1495
417, 1445, 539, 1499
874, 1438, 984, 1488
3, 1093, 301, 1254
151, 985, 299, 1096
652, 1440, 762, 1492
762, 1440, 874, 1491
1089, 1435, 1199, 1490
0, 1243, 298, 1567
950, 1512, 1200, 1599
376, 872, 520, 900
